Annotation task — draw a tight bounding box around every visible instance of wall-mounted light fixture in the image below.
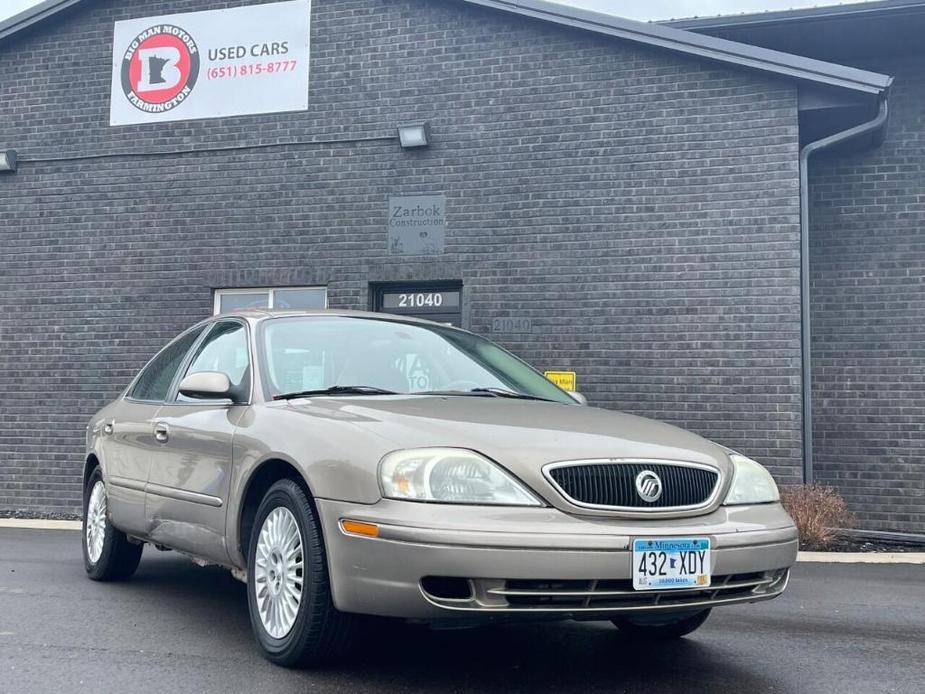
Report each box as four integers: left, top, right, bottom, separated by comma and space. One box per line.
397, 123, 429, 149
0, 150, 17, 173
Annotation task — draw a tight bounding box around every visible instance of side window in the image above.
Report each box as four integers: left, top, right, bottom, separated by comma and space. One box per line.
130, 327, 205, 402
177, 322, 250, 402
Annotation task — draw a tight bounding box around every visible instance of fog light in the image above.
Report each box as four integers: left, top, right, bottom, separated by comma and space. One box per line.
421, 576, 473, 600
340, 519, 380, 537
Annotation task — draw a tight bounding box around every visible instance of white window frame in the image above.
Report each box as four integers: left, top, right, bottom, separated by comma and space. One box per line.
213, 286, 328, 315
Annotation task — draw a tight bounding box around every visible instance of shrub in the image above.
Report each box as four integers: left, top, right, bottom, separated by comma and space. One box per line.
780, 484, 855, 550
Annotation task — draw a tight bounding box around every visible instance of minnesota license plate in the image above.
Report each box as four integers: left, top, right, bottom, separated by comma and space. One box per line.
632, 538, 711, 591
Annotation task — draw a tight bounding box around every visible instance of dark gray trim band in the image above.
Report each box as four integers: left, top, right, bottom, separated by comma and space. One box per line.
145, 482, 224, 508
108, 475, 223, 508
107, 475, 147, 493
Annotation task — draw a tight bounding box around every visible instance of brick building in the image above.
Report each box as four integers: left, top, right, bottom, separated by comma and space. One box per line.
671, 0, 925, 537
0, 0, 920, 533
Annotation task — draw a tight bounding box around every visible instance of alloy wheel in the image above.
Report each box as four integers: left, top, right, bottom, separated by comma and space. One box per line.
85, 481, 107, 564
253, 507, 305, 639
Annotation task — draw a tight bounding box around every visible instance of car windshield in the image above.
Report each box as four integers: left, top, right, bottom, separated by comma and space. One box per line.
259, 316, 575, 404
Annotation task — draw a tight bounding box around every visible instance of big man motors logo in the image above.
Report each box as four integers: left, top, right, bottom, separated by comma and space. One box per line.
120, 24, 200, 114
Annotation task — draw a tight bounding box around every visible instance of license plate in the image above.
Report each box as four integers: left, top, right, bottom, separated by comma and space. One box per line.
632, 538, 711, 591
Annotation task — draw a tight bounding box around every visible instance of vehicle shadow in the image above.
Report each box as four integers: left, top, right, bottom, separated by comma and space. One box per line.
128, 554, 782, 694
346, 620, 778, 694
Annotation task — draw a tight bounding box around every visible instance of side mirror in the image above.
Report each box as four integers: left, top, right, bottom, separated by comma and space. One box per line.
179, 372, 236, 402
568, 391, 588, 406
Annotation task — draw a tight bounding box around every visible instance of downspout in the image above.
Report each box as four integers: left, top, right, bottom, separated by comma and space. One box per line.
799, 96, 890, 484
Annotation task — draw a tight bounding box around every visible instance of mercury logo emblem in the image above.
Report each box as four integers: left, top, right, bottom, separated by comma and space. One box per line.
635, 470, 663, 503
121, 24, 200, 114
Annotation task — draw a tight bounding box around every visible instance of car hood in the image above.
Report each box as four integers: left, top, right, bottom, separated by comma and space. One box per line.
282, 395, 733, 516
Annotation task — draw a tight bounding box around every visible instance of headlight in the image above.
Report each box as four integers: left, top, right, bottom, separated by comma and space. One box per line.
379, 448, 542, 506
724, 453, 780, 505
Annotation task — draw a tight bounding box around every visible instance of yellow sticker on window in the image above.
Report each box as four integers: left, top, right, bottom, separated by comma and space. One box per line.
544, 371, 576, 391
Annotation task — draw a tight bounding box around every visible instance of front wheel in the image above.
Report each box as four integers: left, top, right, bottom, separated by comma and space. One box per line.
82, 468, 143, 581
612, 608, 711, 640
246, 478, 354, 668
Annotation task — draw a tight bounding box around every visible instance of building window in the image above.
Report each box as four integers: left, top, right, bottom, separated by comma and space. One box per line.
214, 287, 328, 315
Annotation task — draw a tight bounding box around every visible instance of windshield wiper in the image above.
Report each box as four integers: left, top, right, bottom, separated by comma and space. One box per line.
469, 387, 553, 401
420, 387, 553, 402
273, 385, 398, 400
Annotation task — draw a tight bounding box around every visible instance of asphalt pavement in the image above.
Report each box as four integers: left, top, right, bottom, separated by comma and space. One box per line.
1, 528, 923, 693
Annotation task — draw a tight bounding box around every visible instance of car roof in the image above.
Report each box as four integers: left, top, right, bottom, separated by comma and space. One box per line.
213, 308, 456, 328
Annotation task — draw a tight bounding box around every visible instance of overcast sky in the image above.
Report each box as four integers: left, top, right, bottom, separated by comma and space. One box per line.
4, 0, 43, 21
1, 0, 876, 24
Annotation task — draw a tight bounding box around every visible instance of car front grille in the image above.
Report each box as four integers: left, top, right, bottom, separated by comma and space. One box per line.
545, 461, 720, 510
420, 570, 789, 614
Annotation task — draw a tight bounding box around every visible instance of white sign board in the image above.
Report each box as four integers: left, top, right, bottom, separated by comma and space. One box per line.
110, 1, 311, 126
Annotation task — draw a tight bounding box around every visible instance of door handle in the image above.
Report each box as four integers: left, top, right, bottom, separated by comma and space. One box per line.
154, 422, 170, 444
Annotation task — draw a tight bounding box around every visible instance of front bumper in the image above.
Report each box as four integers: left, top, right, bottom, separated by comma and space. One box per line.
316, 499, 798, 621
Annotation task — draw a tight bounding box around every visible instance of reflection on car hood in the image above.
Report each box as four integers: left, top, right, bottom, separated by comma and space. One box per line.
285, 395, 731, 476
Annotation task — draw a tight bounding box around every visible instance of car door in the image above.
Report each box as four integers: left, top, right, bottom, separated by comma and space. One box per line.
103, 326, 207, 536
144, 319, 251, 563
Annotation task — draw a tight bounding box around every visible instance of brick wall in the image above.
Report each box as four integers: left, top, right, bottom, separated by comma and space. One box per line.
0, 0, 804, 514
810, 53, 925, 533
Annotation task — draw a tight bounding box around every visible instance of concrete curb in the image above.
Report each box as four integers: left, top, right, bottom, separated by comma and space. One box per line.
798, 551, 925, 564
0, 519, 82, 530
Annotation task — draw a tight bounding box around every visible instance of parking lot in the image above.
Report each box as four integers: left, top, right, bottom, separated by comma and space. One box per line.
1, 528, 923, 693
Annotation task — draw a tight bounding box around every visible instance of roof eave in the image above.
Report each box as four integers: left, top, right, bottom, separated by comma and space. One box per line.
461, 0, 892, 95
0, 0, 893, 96
0, 0, 84, 43
666, 0, 925, 31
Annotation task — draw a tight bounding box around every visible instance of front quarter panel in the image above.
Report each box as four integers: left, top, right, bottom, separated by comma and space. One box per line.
225, 401, 393, 566
233, 401, 391, 503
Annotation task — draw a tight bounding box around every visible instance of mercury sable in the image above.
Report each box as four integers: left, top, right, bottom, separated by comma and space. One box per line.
83, 310, 797, 667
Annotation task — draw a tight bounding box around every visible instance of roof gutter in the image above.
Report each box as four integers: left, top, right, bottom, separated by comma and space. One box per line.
799, 96, 890, 483
667, 0, 925, 31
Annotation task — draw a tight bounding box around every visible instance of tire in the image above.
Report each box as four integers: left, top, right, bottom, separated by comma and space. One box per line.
612, 608, 711, 640
82, 467, 143, 581
246, 478, 354, 668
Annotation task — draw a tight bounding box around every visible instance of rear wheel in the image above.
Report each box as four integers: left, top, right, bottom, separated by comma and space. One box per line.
612, 608, 711, 639
82, 467, 143, 581
246, 478, 354, 668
